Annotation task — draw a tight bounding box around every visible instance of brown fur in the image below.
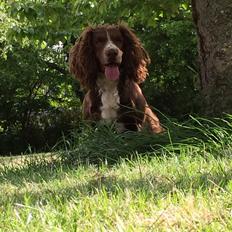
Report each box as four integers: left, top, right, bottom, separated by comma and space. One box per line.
69, 27, 98, 89
69, 24, 164, 133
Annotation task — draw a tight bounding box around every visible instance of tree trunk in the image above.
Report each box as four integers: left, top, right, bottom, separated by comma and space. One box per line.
191, 0, 232, 115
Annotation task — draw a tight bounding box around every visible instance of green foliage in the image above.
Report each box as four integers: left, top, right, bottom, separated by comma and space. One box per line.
0, 1, 80, 154
143, 19, 198, 116
0, 0, 197, 154
0, 40, 80, 154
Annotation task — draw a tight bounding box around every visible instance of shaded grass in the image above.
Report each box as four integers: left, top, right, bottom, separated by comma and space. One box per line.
1, 116, 232, 231
60, 115, 232, 164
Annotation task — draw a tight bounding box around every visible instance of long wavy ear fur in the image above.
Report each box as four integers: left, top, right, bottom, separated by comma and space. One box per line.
119, 24, 150, 84
69, 27, 98, 90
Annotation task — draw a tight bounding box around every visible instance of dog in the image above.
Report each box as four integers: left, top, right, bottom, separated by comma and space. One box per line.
69, 24, 164, 133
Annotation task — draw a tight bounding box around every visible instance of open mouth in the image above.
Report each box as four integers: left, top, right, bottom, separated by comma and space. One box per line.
104, 62, 120, 67
104, 63, 120, 81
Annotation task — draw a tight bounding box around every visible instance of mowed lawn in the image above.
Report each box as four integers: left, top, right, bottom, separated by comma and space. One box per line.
1, 152, 232, 231
1, 118, 232, 231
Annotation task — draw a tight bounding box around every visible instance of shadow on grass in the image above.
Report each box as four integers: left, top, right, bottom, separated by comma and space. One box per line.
1, 163, 232, 205
0, 158, 70, 186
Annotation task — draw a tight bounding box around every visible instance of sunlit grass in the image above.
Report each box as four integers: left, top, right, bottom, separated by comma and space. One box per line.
0, 116, 232, 231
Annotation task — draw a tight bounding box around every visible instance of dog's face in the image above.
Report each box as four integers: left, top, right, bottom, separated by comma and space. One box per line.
92, 26, 124, 80
69, 24, 150, 88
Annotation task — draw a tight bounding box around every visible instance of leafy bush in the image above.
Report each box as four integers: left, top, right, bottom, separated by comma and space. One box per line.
0, 44, 80, 155
142, 19, 198, 117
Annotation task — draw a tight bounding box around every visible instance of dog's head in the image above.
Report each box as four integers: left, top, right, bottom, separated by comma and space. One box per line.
69, 24, 150, 89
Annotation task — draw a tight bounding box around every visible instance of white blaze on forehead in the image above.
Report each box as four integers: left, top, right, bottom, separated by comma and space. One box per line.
102, 31, 123, 65
105, 31, 118, 50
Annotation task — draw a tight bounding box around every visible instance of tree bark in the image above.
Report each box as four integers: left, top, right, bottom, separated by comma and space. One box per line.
191, 0, 232, 115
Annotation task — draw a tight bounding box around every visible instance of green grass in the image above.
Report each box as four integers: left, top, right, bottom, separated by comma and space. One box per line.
1, 116, 232, 231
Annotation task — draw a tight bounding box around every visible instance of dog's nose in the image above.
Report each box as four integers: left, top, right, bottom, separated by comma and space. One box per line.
106, 48, 118, 58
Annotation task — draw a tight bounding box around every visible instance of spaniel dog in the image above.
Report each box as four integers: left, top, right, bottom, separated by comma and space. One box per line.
69, 24, 164, 133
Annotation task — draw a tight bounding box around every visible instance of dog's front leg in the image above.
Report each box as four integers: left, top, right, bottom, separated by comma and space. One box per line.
132, 83, 164, 133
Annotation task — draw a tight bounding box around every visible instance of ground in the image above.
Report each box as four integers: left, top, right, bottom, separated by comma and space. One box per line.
1, 147, 232, 231
1, 117, 232, 231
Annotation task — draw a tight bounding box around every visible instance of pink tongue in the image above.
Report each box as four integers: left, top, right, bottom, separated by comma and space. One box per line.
104, 66, 120, 81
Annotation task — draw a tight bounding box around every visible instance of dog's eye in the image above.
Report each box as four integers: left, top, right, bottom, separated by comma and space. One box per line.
113, 37, 122, 43
96, 37, 106, 44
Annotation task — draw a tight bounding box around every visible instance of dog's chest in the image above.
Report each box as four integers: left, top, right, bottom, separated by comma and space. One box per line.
97, 78, 120, 122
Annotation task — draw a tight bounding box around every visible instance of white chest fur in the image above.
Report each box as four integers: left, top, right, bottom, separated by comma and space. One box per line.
97, 77, 120, 123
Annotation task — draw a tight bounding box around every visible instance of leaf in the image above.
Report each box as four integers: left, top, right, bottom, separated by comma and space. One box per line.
41, 41, 47, 49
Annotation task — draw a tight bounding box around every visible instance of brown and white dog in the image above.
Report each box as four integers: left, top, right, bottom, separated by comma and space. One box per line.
69, 24, 164, 133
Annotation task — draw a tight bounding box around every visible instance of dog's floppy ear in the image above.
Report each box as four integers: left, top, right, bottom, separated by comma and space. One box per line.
69, 27, 99, 89
119, 24, 150, 84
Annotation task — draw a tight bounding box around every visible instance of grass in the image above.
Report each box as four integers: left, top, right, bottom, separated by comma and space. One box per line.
1, 116, 232, 231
